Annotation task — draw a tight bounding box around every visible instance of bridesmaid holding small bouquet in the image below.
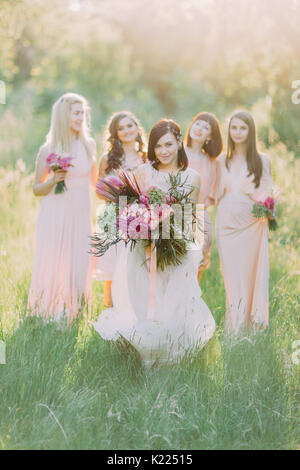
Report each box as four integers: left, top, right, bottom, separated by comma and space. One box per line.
27, 92, 97, 322
213, 110, 273, 335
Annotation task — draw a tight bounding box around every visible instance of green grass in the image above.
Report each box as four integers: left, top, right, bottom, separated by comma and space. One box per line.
0, 144, 299, 450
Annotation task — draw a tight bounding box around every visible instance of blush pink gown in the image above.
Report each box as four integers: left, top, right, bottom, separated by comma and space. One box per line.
187, 150, 217, 273
27, 139, 94, 322
187, 151, 217, 207
213, 153, 273, 335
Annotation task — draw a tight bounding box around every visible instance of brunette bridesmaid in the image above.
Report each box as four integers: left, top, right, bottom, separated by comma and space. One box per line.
213, 111, 273, 335
27, 92, 97, 322
184, 112, 223, 281
95, 111, 147, 307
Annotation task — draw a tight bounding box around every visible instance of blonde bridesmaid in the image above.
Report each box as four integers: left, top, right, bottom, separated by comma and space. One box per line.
95, 111, 147, 307
184, 112, 223, 281
213, 111, 273, 335
27, 93, 97, 322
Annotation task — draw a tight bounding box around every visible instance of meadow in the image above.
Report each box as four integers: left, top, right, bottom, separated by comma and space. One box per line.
0, 143, 299, 450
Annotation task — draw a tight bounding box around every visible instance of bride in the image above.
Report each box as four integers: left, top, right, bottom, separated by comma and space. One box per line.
93, 119, 215, 365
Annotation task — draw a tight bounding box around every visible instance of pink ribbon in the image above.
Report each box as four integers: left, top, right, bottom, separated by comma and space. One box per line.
146, 241, 157, 321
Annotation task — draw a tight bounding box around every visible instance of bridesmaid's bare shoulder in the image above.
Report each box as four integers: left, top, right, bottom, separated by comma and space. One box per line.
36, 143, 51, 165
259, 153, 272, 174
216, 152, 227, 166
86, 137, 97, 159
98, 153, 109, 177
260, 152, 271, 165
100, 153, 109, 164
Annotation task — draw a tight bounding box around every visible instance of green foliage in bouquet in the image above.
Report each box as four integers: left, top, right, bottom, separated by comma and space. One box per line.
147, 172, 202, 271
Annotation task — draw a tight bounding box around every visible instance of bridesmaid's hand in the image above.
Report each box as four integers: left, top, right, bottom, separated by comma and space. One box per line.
51, 169, 67, 185
203, 210, 212, 255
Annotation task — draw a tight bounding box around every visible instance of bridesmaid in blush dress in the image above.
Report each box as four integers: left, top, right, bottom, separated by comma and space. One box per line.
184, 112, 223, 281
27, 92, 97, 322
95, 111, 147, 308
213, 111, 273, 335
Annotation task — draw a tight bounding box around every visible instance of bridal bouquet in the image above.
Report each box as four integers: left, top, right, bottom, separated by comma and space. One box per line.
252, 196, 278, 230
91, 169, 200, 270
46, 153, 74, 194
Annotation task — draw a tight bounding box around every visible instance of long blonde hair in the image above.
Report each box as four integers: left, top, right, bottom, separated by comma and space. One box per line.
46, 92, 93, 158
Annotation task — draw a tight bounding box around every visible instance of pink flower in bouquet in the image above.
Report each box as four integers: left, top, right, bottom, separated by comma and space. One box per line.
152, 204, 174, 221
127, 216, 151, 240
46, 153, 73, 170
263, 196, 275, 211
46, 153, 58, 166
127, 203, 151, 224
139, 194, 150, 205
46, 153, 74, 194
160, 205, 174, 221
58, 156, 73, 170
165, 195, 176, 205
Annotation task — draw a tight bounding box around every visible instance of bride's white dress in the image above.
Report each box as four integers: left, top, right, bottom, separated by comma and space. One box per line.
93, 163, 215, 365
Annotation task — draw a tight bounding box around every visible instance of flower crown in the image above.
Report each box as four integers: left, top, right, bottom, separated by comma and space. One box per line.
165, 124, 182, 144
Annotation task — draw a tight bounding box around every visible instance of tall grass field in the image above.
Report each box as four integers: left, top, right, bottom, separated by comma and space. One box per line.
0, 143, 299, 450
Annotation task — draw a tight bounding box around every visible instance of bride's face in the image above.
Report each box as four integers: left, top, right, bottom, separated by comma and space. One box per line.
154, 132, 179, 167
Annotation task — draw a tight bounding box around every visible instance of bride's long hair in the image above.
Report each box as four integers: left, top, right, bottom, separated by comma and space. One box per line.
45, 92, 93, 159
226, 110, 263, 188
103, 111, 147, 174
148, 119, 188, 170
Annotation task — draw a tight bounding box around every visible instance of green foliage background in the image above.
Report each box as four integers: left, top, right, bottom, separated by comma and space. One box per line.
0, 0, 299, 450
1, 0, 300, 168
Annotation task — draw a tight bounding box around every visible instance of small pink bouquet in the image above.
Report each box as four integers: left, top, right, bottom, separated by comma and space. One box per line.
46, 153, 74, 194
252, 196, 278, 230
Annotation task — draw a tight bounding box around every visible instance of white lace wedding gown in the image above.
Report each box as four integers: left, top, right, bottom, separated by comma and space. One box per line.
93, 163, 215, 365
